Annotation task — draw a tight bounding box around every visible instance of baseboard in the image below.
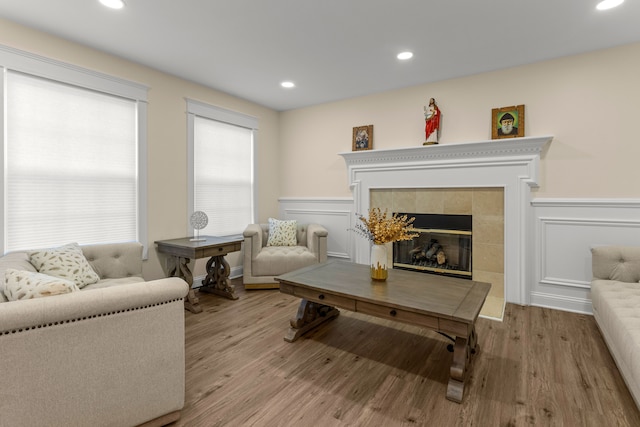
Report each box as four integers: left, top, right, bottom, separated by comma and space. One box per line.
530, 291, 593, 315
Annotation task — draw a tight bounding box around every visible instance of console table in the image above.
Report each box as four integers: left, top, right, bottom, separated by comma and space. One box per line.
155, 235, 243, 313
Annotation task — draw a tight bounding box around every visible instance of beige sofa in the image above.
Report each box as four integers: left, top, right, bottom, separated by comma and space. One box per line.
0, 242, 189, 427
243, 223, 328, 289
591, 245, 640, 409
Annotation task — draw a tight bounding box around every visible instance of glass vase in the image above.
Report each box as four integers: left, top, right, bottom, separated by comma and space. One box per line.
370, 243, 388, 281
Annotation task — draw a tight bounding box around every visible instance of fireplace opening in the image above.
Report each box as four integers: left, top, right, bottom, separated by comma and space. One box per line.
393, 213, 472, 280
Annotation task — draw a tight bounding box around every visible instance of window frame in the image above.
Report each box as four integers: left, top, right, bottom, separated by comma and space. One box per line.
0, 45, 148, 256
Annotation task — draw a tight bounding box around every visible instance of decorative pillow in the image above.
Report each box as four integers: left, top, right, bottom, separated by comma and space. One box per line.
266, 218, 297, 247
4, 268, 79, 301
29, 243, 100, 289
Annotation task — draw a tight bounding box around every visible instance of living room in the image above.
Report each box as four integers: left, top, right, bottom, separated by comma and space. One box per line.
1, 1, 640, 425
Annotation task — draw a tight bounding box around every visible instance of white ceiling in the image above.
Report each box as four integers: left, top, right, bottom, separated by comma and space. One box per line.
0, 0, 639, 111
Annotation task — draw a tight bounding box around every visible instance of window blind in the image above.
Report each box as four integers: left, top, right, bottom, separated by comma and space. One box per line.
193, 116, 254, 236
4, 71, 139, 251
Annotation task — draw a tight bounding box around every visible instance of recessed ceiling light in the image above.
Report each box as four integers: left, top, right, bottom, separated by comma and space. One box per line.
596, 0, 624, 10
281, 81, 295, 88
99, 0, 125, 10
397, 51, 414, 60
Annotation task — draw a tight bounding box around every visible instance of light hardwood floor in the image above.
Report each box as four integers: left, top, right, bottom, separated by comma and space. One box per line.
172, 278, 640, 426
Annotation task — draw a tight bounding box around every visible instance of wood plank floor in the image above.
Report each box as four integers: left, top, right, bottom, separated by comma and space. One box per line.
171, 278, 640, 426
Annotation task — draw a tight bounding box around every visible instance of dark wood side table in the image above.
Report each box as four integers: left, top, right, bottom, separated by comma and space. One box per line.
155, 235, 243, 313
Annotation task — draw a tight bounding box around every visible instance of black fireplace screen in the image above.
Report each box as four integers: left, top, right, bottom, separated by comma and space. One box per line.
393, 213, 472, 279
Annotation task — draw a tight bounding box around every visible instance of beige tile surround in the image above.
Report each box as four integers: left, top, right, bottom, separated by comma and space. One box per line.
371, 187, 505, 319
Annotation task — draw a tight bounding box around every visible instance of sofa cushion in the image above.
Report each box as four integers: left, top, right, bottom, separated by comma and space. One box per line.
3, 268, 79, 301
266, 218, 297, 247
29, 242, 100, 288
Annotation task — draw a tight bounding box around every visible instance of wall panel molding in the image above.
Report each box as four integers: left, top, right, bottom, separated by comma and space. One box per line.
279, 198, 354, 259
531, 198, 640, 314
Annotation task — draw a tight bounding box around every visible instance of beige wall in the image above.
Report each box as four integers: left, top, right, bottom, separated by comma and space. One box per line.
4, 16, 640, 281
0, 18, 281, 279
280, 42, 640, 199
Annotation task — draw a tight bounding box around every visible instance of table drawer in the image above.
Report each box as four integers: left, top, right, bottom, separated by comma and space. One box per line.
201, 243, 241, 257
293, 287, 356, 311
356, 301, 439, 329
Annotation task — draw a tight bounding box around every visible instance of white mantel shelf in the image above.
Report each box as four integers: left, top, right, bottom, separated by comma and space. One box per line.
339, 135, 553, 307
339, 135, 552, 166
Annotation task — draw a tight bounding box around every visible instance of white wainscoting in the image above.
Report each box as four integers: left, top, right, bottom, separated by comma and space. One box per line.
278, 198, 354, 260
530, 198, 640, 314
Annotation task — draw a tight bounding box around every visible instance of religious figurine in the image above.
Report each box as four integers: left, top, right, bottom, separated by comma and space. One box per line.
423, 98, 441, 145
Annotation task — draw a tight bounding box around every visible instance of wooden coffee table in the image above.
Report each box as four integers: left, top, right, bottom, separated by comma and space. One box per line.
276, 260, 491, 403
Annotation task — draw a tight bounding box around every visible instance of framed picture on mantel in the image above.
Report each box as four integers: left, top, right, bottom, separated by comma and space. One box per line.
492, 105, 525, 139
352, 125, 373, 151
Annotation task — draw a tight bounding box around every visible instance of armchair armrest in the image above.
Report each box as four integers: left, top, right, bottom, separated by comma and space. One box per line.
306, 223, 328, 262
243, 224, 264, 261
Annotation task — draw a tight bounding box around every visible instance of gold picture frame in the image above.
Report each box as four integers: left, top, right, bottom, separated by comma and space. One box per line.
352, 125, 373, 151
491, 105, 525, 139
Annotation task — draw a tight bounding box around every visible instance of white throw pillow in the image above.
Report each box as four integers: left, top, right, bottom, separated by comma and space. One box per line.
266, 218, 297, 247
29, 242, 100, 288
4, 268, 79, 301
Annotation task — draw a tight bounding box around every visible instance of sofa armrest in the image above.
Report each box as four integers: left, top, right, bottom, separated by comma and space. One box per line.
306, 223, 328, 262
0, 278, 189, 426
592, 245, 640, 283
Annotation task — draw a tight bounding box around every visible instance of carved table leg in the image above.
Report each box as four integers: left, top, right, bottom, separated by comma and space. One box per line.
167, 256, 202, 314
199, 255, 239, 300
284, 299, 340, 343
446, 326, 479, 403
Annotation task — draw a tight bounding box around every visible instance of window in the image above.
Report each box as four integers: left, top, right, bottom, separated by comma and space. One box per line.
1, 45, 148, 254
187, 99, 256, 236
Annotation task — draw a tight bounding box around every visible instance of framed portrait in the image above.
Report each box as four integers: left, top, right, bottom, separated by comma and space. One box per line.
491, 105, 525, 139
352, 125, 373, 151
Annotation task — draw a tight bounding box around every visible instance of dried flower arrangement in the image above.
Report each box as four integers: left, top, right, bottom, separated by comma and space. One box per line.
352, 207, 419, 244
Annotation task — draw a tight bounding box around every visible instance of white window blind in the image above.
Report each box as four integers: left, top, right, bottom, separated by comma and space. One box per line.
4, 71, 139, 251
188, 100, 256, 236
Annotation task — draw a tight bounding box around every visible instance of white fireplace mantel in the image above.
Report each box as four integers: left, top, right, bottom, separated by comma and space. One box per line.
339, 135, 553, 307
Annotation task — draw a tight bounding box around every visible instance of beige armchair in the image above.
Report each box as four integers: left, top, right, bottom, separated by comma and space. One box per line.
243, 223, 328, 289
